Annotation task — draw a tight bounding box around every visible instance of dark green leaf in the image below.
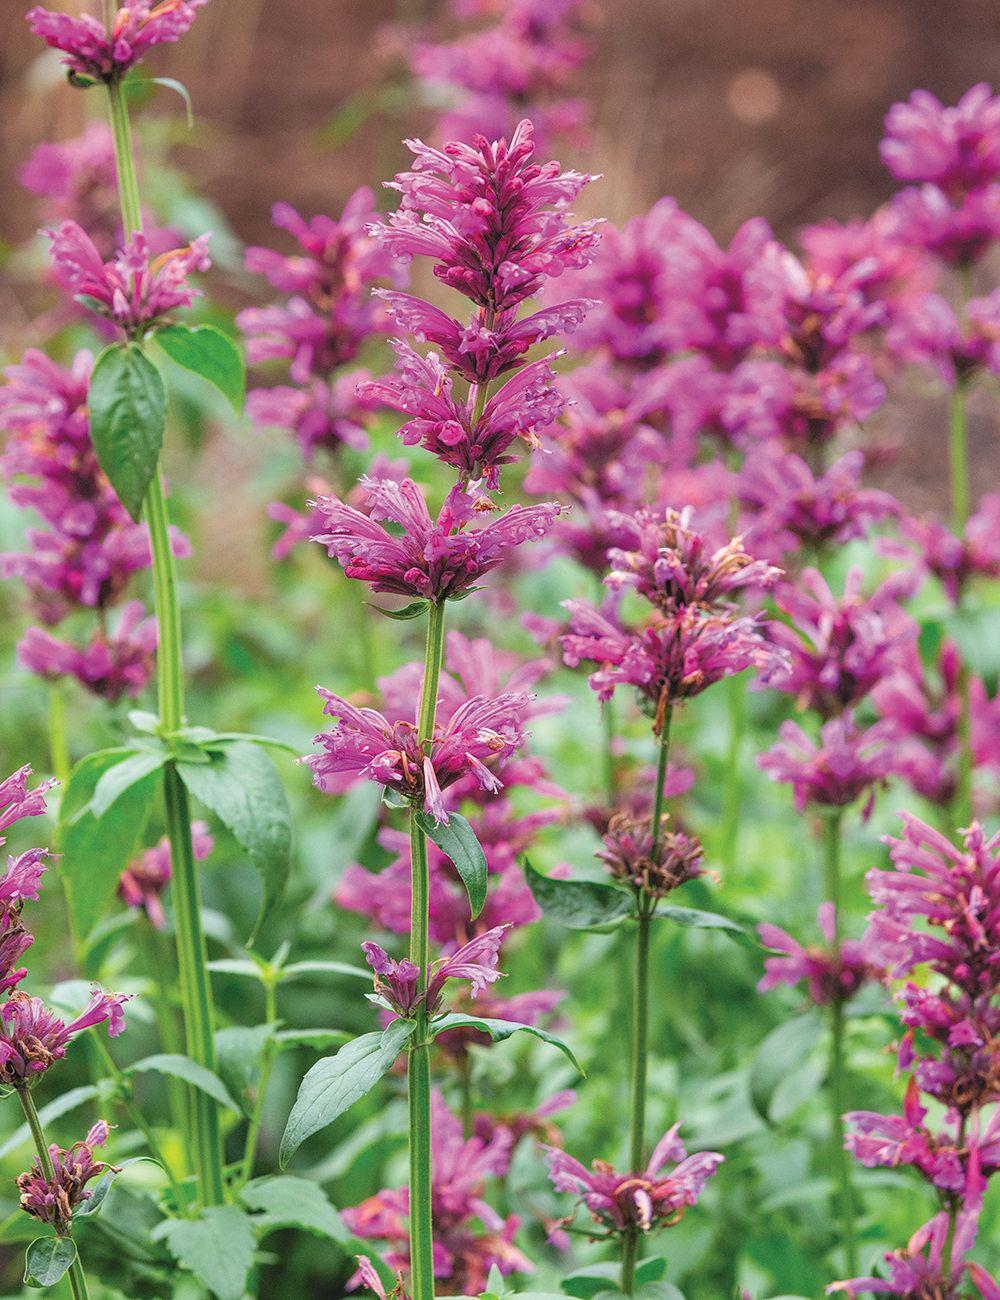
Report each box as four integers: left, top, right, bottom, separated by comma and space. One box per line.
654, 904, 760, 949
525, 859, 633, 931
176, 740, 292, 943
431, 1013, 583, 1074
215, 1024, 277, 1110
90, 749, 168, 818
274, 1028, 351, 1051
155, 323, 245, 414
749, 1013, 824, 1123
153, 1206, 255, 1300
280, 1020, 416, 1165
242, 1175, 349, 1243
57, 751, 161, 945
381, 786, 408, 809
73, 1159, 155, 1220
368, 599, 429, 620
414, 811, 487, 918
0, 1085, 102, 1160
88, 342, 166, 522
565, 1259, 668, 1295
24, 1236, 77, 1288
125, 1053, 241, 1114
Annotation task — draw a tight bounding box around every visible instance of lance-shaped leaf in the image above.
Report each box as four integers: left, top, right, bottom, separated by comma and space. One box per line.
654, 904, 759, 949
152, 1206, 256, 1300
24, 1237, 77, 1289
369, 599, 429, 620
57, 750, 161, 945
280, 1020, 416, 1166
525, 859, 633, 931
74, 1157, 159, 1220
750, 1013, 824, 1124
175, 740, 292, 943
155, 323, 245, 414
415, 810, 487, 919
241, 1175, 349, 1243
87, 342, 166, 522
431, 1012, 583, 1075
0, 1085, 103, 1160
124, 1054, 241, 1114
90, 748, 168, 818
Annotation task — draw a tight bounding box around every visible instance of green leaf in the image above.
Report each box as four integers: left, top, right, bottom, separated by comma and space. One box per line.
525, 859, 633, 931
431, 1013, 583, 1075
205, 958, 263, 978
125, 1053, 241, 1115
24, 1236, 77, 1288
563, 1259, 667, 1297
87, 342, 166, 522
280, 1020, 416, 1166
241, 1175, 349, 1243
654, 904, 760, 949
90, 749, 168, 818
368, 599, 429, 620
0, 1085, 102, 1160
149, 76, 194, 127
74, 1158, 157, 1220
155, 323, 245, 415
176, 740, 292, 943
153, 1205, 256, 1300
215, 1023, 277, 1110
280, 960, 372, 980
57, 750, 161, 944
273, 1028, 351, 1052
415, 811, 488, 919
749, 1013, 824, 1123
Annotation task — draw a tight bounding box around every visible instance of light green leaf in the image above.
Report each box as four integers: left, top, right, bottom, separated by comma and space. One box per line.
87, 342, 166, 522
24, 1236, 77, 1288
280, 960, 371, 980
90, 749, 168, 818
431, 1013, 583, 1075
280, 1020, 416, 1166
176, 740, 292, 943
125, 1053, 241, 1114
274, 1028, 351, 1051
525, 859, 633, 931
153, 1205, 256, 1300
749, 1013, 824, 1123
215, 1023, 277, 1110
415, 811, 487, 919
0, 1085, 102, 1160
149, 76, 194, 127
205, 958, 263, 978
242, 1175, 349, 1243
57, 750, 160, 945
154, 323, 245, 414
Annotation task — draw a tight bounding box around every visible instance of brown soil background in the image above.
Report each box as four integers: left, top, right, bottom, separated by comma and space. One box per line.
2, 0, 1000, 588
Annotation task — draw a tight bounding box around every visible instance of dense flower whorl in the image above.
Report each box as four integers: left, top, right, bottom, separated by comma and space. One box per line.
0, 989, 130, 1083
880, 84, 1000, 199
311, 475, 564, 604
18, 600, 158, 702
374, 119, 601, 315
363, 926, 507, 1018
17, 1121, 117, 1229
544, 1124, 724, 1235
756, 714, 896, 813
758, 903, 886, 1007
46, 222, 211, 335
306, 688, 530, 824
596, 813, 708, 899
27, 0, 207, 85
605, 507, 782, 615
0, 766, 55, 845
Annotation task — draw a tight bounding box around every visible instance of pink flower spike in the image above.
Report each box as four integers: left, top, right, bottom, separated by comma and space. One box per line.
756, 714, 897, 812
27, 0, 208, 86
0, 767, 56, 844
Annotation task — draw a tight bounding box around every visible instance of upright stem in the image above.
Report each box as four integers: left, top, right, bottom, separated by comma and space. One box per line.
949, 378, 970, 534
47, 681, 71, 783
107, 79, 143, 238
16, 1086, 92, 1300
407, 598, 447, 1300
235, 980, 278, 1193
603, 697, 616, 807
719, 672, 745, 870
823, 810, 856, 1276
622, 709, 672, 1295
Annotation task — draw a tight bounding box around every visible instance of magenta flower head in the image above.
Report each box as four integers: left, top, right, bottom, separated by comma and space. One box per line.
544, 1124, 723, 1235
0, 766, 55, 846
310, 475, 564, 604
756, 714, 896, 815
17, 1120, 117, 1230
597, 813, 708, 899
18, 600, 158, 703
0, 846, 52, 998
27, 0, 207, 87
46, 222, 210, 335
758, 902, 885, 1006
118, 820, 212, 929
766, 566, 918, 719
307, 688, 530, 824
604, 507, 782, 615
880, 85, 1000, 199
362, 925, 507, 1018
844, 1076, 976, 1193
0, 988, 130, 1084
374, 119, 600, 316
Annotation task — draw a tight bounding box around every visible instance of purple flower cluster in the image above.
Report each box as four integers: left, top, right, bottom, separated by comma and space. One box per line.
409, 0, 592, 155
118, 821, 213, 929
362, 926, 506, 1018
17, 1120, 116, 1229
759, 903, 885, 1008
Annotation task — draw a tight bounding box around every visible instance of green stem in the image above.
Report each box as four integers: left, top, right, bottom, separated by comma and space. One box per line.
949, 379, 969, 534
106, 78, 143, 238
649, 706, 673, 858
621, 1225, 639, 1296
164, 763, 225, 1205
16, 1086, 92, 1300
720, 672, 745, 870
47, 680, 71, 783
603, 697, 616, 807
407, 597, 447, 1300
823, 810, 856, 1276
953, 663, 973, 835
144, 471, 184, 731
235, 981, 279, 1193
